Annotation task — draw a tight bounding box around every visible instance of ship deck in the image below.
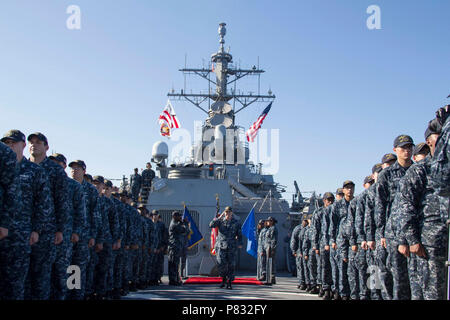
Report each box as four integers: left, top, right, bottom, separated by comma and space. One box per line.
122, 272, 321, 300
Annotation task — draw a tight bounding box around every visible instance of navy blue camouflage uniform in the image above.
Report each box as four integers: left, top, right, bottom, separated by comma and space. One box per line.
346, 197, 360, 300
1, 155, 42, 300
51, 177, 86, 300
431, 111, 450, 196
300, 224, 311, 286
264, 224, 278, 283
27, 157, 69, 300
330, 198, 351, 298
168, 218, 189, 283
104, 196, 120, 295
0, 143, 21, 300
319, 205, 333, 291
396, 156, 449, 300
364, 182, 383, 300
257, 226, 267, 280
209, 216, 243, 282
375, 161, 411, 300
111, 197, 127, 293
129, 173, 142, 202
354, 188, 370, 300
70, 179, 98, 300
290, 224, 303, 286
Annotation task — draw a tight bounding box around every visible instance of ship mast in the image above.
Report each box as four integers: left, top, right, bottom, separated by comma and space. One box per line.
167, 23, 275, 128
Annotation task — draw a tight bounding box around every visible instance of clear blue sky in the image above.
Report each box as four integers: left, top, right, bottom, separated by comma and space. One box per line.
1, 0, 449, 199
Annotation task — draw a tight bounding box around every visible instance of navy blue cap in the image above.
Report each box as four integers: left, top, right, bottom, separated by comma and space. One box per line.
27, 132, 48, 145
1, 129, 26, 143
393, 135, 414, 148
104, 179, 113, 188
413, 142, 430, 156
364, 176, 375, 185
92, 175, 105, 184
69, 160, 86, 171
381, 153, 397, 164
323, 192, 335, 200
343, 180, 355, 188
49, 153, 67, 164
424, 119, 441, 140
372, 163, 383, 174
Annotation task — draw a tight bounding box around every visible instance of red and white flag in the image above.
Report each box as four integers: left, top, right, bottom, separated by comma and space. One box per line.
158, 99, 180, 137
210, 227, 218, 255
245, 102, 272, 142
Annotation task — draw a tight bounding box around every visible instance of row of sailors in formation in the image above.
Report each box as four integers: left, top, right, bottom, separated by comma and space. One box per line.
285, 106, 450, 300
0, 130, 173, 300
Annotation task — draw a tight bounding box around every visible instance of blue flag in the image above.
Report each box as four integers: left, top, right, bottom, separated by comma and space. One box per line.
182, 206, 204, 249
241, 208, 258, 258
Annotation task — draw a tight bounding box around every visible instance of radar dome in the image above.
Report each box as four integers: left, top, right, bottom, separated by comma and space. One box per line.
152, 141, 169, 163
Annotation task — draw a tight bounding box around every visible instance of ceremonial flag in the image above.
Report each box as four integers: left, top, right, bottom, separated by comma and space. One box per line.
245, 102, 272, 142
210, 227, 218, 255
158, 99, 180, 137
241, 208, 258, 258
211, 195, 220, 256
182, 206, 203, 249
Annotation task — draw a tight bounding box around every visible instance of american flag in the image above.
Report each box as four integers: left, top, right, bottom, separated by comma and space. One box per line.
245, 102, 272, 142
158, 99, 180, 137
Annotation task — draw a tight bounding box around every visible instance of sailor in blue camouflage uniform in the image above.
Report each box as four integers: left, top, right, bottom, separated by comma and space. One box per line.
209, 206, 243, 289
91, 175, 111, 299
312, 196, 330, 297
353, 175, 374, 300
330, 180, 355, 300
148, 210, 164, 286
328, 188, 343, 299
346, 182, 363, 300
119, 191, 134, 294
26, 132, 70, 300
137, 204, 150, 289
401, 141, 429, 300
81, 170, 101, 300
300, 217, 311, 290
49, 154, 87, 300
318, 192, 334, 300
143, 209, 155, 286
168, 211, 189, 286
257, 219, 267, 281
375, 135, 414, 300
129, 168, 142, 202
430, 105, 450, 197
1, 131, 47, 300
111, 191, 127, 298
290, 219, 306, 290
364, 163, 385, 300
305, 215, 319, 292
311, 205, 323, 297
119, 193, 139, 292
68, 160, 98, 300
103, 180, 120, 299
130, 201, 142, 291
264, 217, 278, 285
0, 140, 21, 300
365, 156, 396, 301
157, 214, 168, 284
396, 119, 448, 300
413, 142, 430, 163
